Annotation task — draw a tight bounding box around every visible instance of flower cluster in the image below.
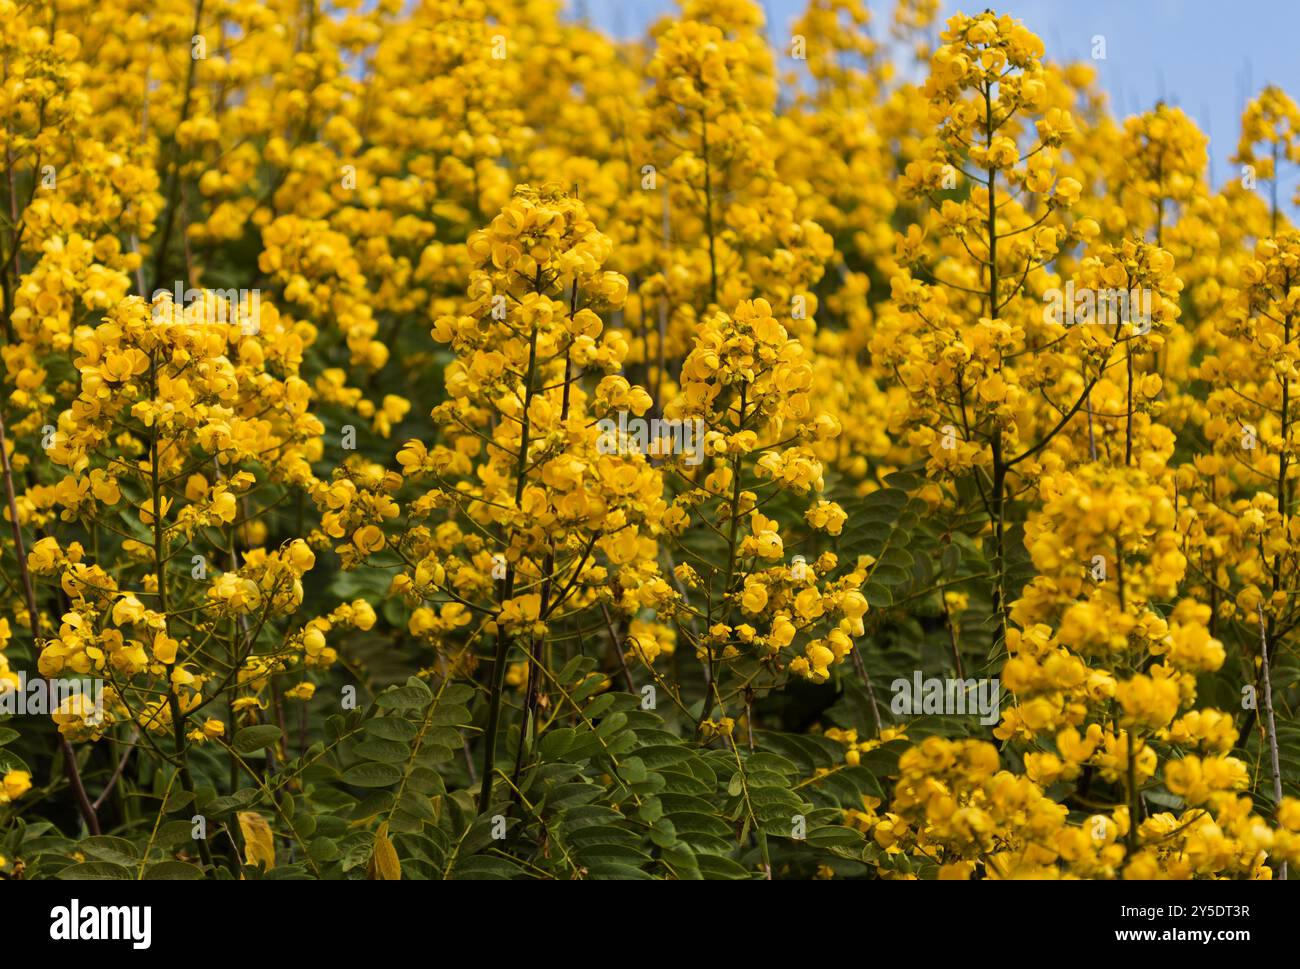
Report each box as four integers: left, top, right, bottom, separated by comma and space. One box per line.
0, 0, 1295, 883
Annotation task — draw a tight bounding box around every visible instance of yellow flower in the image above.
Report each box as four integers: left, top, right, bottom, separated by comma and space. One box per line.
151, 633, 179, 665
2, 771, 32, 803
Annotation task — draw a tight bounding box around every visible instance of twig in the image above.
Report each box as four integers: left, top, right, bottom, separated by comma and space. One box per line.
0, 410, 100, 834
1257, 603, 1288, 880
92, 728, 140, 810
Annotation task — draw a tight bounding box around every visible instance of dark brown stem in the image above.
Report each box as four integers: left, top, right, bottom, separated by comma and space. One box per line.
0, 410, 100, 835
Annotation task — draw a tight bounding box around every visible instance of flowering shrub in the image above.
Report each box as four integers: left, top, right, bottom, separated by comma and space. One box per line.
0, 0, 1296, 881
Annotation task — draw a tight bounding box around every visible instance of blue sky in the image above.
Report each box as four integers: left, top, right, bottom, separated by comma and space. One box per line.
576, 0, 1300, 197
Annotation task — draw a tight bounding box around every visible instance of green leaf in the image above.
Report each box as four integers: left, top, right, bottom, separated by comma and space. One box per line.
538, 727, 576, 759
377, 678, 433, 710
863, 582, 893, 607
56, 862, 132, 880
205, 788, 262, 816
233, 725, 283, 754
144, 861, 207, 880
397, 790, 437, 823
405, 766, 446, 796
353, 738, 410, 764
366, 717, 419, 742
450, 855, 520, 879
79, 836, 139, 866
696, 853, 754, 879
343, 762, 403, 788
